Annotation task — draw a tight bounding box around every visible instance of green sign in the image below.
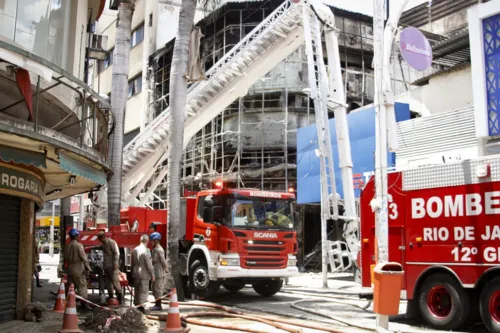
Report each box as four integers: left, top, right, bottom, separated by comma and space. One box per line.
0, 165, 44, 202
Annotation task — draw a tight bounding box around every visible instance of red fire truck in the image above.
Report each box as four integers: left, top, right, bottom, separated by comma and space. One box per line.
67, 188, 299, 298
359, 156, 500, 333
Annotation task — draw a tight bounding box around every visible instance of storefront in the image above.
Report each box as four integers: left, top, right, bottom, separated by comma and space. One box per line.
0, 161, 43, 322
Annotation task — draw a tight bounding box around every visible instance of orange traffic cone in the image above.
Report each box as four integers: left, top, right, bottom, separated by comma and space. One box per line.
58, 284, 83, 333
53, 279, 67, 313
163, 288, 184, 332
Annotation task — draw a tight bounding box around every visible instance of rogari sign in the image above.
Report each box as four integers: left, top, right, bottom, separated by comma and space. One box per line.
399, 27, 433, 71
0, 165, 44, 204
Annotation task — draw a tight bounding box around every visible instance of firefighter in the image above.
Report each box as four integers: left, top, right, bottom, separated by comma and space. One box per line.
65, 228, 91, 310
149, 232, 167, 311
265, 211, 292, 228
131, 234, 155, 314
95, 231, 123, 304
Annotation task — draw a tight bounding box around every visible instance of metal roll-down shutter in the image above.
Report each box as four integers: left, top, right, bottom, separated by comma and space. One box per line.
0, 195, 20, 323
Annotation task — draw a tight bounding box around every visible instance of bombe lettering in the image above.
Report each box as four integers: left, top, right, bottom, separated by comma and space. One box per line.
249, 191, 281, 198
411, 191, 500, 219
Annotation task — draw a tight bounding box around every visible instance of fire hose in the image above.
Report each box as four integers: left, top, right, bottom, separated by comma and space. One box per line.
147, 314, 269, 333
154, 299, 354, 333
149, 311, 302, 333
290, 299, 467, 333
280, 289, 373, 311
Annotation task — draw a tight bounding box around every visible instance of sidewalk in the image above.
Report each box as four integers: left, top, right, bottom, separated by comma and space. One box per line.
0, 254, 331, 333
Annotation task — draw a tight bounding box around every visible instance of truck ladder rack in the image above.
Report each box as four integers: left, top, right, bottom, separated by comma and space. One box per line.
119, 0, 306, 204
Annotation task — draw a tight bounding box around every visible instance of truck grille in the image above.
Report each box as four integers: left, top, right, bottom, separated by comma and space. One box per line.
235, 232, 289, 269
244, 246, 283, 252
241, 257, 286, 269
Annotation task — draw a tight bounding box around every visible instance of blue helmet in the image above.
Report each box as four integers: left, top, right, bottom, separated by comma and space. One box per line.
69, 229, 80, 237
149, 232, 161, 241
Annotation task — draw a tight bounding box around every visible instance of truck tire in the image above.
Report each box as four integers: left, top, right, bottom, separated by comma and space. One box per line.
223, 280, 246, 292
418, 273, 470, 330
480, 277, 500, 333
189, 259, 220, 298
252, 279, 283, 297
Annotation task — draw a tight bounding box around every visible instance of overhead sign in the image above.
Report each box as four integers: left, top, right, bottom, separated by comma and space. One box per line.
0, 164, 44, 204
399, 27, 433, 71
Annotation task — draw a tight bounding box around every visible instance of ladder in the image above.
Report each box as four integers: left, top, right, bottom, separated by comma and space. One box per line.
302, 7, 339, 219
114, 0, 305, 206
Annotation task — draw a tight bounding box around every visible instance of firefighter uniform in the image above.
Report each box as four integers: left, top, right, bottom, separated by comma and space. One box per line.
65, 239, 91, 298
266, 212, 292, 228
151, 244, 168, 299
96, 238, 121, 298
131, 242, 154, 306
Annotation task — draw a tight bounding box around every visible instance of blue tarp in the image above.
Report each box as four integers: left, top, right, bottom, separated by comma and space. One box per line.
296, 103, 410, 204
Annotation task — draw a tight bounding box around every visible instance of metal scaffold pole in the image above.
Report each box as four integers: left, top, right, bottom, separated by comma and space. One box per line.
373, 0, 389, 329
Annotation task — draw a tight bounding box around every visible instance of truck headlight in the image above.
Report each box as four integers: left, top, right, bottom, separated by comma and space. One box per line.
287, 258, 297, 267
219, 257, 240, 266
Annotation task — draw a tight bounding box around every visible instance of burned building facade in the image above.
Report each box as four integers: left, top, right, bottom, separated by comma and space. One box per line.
145, 1, 379, 206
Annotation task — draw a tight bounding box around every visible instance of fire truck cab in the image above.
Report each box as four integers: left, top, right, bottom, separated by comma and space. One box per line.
360, 155, 500, 333
180, 188, 299, 297
67, 188, 299, 298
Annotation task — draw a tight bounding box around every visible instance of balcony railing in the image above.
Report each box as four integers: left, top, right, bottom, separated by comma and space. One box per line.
0, 39, 114, 161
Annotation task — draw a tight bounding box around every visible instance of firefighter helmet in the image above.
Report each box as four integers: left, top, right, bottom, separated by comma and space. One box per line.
149, 232, 161, 241
69, 228, 80, 237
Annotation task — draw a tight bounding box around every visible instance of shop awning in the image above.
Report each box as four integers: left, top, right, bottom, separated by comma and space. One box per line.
58, 151, 107, 185
0, 145, 47, 168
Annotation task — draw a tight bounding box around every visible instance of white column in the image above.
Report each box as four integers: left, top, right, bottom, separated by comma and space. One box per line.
373, 0, 389, 329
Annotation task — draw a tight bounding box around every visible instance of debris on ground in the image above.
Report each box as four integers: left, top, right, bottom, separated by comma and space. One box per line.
25, 302, 48, 322
84, 307, 156, 332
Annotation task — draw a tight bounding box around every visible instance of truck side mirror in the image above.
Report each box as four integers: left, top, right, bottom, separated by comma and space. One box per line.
203, 207, 213, 223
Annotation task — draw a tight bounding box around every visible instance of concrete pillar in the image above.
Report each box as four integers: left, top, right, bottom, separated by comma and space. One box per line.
16, 199, 35, 320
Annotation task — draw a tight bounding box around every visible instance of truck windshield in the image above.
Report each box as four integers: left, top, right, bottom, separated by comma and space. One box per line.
229, 198, 294, 230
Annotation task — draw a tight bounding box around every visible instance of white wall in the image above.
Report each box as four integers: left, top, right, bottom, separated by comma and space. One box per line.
93, 0, 146, 134
395, 65, 473, 116
67, 0, 89, 79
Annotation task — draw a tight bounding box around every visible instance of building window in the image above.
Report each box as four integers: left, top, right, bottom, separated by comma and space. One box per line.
99, 48, 113, 72
2, 0, 72, 70
128, 75, 142, 98
130, 24, 144, 48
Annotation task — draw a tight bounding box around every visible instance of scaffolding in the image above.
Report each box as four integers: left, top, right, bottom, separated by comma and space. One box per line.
144, 2, 416, 208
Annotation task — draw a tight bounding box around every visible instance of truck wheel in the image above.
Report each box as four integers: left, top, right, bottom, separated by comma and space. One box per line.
223, 280, 246, 292
252, 279, 283, 297
189, 259, 220, 298
418, 273, 470, 330
480, 277, 500, 333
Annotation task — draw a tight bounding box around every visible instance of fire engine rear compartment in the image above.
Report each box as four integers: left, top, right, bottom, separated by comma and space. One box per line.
360, 157, 500, 332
